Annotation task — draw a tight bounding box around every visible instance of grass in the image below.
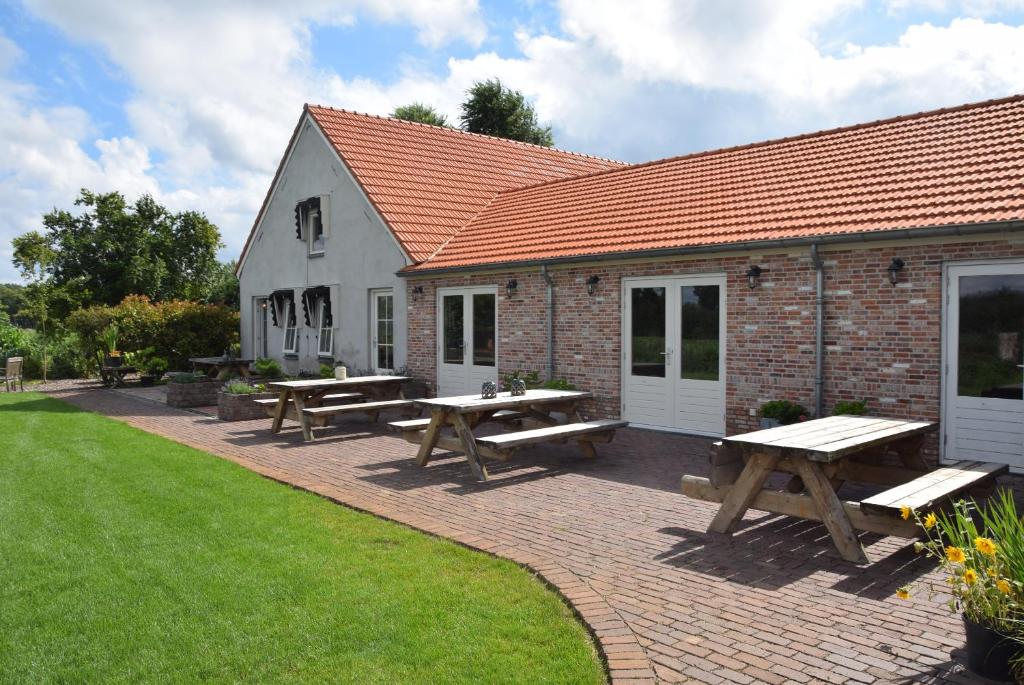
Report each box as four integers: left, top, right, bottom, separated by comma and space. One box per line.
0, 393, 605, 684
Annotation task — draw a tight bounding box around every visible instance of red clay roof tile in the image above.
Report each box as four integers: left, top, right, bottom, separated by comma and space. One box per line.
411, 95, 1024, 271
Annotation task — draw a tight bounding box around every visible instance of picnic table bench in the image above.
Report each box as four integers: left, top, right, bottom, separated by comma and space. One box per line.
190, 356, 254, 379
682, 415, 1007, 563
266, 376, 412, 442
395, 389, 627, 481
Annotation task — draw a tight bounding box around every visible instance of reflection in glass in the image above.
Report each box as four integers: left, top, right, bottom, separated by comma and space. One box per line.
473, 294, 496, 367
376, 293, 394, 370
680, 285, 720, 381
958, 274, 1024, 399
443, 295, 464, 364
631, 287, 666, 377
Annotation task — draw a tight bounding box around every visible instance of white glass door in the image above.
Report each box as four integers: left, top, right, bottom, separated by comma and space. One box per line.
254, 297, 269, 358
436, 287, 497, 396
371, 289, 394, 373
944, 262, 1024, 469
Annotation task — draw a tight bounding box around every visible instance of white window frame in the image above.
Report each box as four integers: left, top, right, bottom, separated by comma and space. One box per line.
307, 206, 325, 255
282, 300, 298, 355
317, 297, 334, 357
371, 288, 395, 373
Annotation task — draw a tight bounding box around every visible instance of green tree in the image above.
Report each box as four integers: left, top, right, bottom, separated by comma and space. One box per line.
12, 189, 223, 316
458, 79, 553, 147
391, 103, 449, 127
11, 231, 56, 380
205, 260, 240, 310
0, 283, 29, 326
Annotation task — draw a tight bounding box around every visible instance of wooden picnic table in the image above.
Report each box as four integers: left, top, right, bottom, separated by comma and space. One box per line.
189, 356, 254, 379
683, 415, 941, 563
407, 389, 625, 482
100, 365, 136, 388
267, 376, 410, 442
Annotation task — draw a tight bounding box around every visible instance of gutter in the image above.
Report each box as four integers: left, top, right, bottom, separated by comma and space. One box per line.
397, 220, 1024, 278
540, 265, 555, 381
810, 244, 825, 418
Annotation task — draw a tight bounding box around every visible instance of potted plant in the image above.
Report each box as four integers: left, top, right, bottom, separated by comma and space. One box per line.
140, 356, 168, 387
101, 325, 121, 368
898, 492, 1023, 681
833, 399, 868, 415
758, 400, 808, 428
253, 357, 284, 380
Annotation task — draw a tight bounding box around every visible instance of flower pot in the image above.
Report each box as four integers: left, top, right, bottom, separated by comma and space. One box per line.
104, 355, 123, 368
963, 615, 1019, 682
140, 375, 155, 387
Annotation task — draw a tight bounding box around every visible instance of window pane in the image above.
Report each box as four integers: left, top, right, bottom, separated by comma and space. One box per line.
958, 274, 1024, 399
378, 344, 394, 371
631, 287, 665, 377
473, 294, 496, 367
443, 295, 463, 364
680, 285, 720, 381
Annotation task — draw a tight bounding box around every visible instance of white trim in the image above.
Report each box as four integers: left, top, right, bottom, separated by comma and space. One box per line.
282, 300, 298, 355
370, 288, 395, 373
317, 298, 333, 357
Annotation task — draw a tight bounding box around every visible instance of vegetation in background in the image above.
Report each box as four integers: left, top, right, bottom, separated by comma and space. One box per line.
759, 400, 808, 425
223, 380, 264, 394
460, 79, 554, 146
253, 357, 284, 379
0, 393, 603, 684
501, 370, 577, 392
0, 284, 29, 326
319, 363, 334, 378
390, 103, 449, 127
833, 399, 868, 415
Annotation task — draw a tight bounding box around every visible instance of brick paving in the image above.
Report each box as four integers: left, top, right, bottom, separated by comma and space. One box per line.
42, 383, 998, 684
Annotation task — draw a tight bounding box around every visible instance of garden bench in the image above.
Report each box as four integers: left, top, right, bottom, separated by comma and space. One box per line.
475, 419, 628, 459
860, 460, 1007, 515
387, 409, 527, 433
266, 376, 410, 442
2, 356, 24, 392
302, 399, 416, 425
254, 392, 362, 410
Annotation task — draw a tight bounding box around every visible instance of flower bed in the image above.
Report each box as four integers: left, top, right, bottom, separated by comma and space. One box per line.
217, 390, 276, 421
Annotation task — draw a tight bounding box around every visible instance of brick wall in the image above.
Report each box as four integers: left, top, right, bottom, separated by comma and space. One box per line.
405, 236, 1024, 455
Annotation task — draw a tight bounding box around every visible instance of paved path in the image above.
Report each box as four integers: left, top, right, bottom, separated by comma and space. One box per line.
47, 385, 985, 684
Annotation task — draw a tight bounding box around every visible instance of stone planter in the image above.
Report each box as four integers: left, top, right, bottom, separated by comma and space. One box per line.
166, 377, 221, 408
217, 390, 276, 421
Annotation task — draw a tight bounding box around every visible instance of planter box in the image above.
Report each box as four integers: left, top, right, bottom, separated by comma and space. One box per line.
217, 390, 276, 421
166, 378, 221, 408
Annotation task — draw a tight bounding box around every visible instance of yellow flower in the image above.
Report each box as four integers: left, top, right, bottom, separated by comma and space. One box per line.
945, 546, 966, 564
987, 567, 998, 578
923, 512, 937, 530
900, 505, 912, 520
964, 569, 978, 586
974, 537, 997, 557
947, 575, 958, 585
997, 579, 1012, 595
896, 587, 910, 600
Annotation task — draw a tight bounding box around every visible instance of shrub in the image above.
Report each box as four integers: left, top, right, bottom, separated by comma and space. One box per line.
759, 400, 807, 425
319, 363, 334, 378
223, 380, 261, 395
833, 399, 868, 415
253, 358, 283, 378
501, 369, 576, 391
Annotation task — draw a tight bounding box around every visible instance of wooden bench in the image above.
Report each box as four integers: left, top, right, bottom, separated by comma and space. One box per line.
387, 409, 527, 433
476, 419, 627, 459
303, 399, 416, 425
860, 460, 1008, 516
254, 393, 363, 418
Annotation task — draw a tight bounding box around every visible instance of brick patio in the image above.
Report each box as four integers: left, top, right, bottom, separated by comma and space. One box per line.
43, 383, 996, 684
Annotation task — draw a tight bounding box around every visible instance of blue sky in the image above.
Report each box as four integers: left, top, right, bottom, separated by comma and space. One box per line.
1, 0, 1023, 282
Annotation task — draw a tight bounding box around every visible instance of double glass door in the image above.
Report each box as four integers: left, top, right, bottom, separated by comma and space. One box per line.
437, 287, 497, 396
623, 276, 726, 436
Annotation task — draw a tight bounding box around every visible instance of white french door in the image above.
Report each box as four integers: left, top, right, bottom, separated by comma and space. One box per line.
622, 275, 726, 436
437, 287, 498, 397
943, 261, 1024, 470
253, 297, 269, 358
371, 289, 394, 373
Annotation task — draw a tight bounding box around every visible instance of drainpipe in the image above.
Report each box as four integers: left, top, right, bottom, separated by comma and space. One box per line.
810, 243, 825, 418
541, 265, 555, 381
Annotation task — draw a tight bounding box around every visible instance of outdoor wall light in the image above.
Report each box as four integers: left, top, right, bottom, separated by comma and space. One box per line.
411, 285, 425, 299
505, 279, 518, 297
746, 265, 766, 289
586, 275, 601, 295
888, 257, 906, 286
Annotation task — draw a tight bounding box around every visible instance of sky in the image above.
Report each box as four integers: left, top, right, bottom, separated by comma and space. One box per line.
1, 0, 1023, 282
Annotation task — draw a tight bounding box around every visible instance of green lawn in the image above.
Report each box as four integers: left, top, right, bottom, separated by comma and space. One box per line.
0, 393, 605, 684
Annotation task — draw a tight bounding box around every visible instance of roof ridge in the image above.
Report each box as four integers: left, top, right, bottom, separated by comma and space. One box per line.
304, 103, 624, 165
486, 92, 1024, 199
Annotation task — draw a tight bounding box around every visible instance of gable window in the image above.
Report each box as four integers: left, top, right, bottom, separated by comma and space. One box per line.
295, 196, 328, 256
317, 298, 334, 357
282, 300, 298, 355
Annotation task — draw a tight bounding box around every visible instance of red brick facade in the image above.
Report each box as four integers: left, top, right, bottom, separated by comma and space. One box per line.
406, 235, 1024, 455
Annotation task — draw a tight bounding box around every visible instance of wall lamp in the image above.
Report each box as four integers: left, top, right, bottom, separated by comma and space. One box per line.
586, 275, 601, 295
888, 257, 905, 286
505, 279, 518, 298
746, 265, 767, 289
411, 285, 424, 299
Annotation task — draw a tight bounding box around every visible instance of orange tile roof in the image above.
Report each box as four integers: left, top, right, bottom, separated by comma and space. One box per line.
305, 105, 624, 261
411, 95, 1024, 272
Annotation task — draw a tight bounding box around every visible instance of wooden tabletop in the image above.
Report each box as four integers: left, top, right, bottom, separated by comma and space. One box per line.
416, 389, 591, 414
267, 375, 410, 391
723, 415, 937, 463
190, 357, 253, 365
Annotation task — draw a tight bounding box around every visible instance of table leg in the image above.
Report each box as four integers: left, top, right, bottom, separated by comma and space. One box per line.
452, 412, 488, 481
568, 403, 598, 458
292, 392, 314, 442
270, 391, 289, 434
796, 459, 869, 564
416, 410, 445, 466
708, 452, 780, 534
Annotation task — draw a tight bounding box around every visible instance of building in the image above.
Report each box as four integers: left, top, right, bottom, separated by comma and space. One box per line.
399, 96, 1024, 470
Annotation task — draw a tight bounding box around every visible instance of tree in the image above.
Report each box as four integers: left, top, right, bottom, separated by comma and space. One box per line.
458, 79, 553, 147
0, 283, 29, 326
11, 231, 56, 380
12, 189, 223, 316
205, 260, 240, 310
391, 103, 449, 127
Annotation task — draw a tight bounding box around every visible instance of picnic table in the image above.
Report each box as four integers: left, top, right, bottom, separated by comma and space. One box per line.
265, 376, 411, 442
190, 356, 254, 379
682, 415, 1006, 563
100, 365, 136, 388
398, 389, 626, 481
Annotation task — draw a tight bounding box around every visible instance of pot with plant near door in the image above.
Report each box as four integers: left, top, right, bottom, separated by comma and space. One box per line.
757, 400, 807, 429
101, 325, 122, 368
896, 492, 1024, 682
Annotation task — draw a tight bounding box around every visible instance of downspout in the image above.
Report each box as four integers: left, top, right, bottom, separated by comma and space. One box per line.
541, 265, 555, 381
810, 244, 825, 418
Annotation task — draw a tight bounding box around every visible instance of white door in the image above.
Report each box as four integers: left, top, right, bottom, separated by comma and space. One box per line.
437, 287, 498, 396
943, 262, 1024, 470
254, 297, 269, 358
623, 276, 726, 436
371, 289, 394, 373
